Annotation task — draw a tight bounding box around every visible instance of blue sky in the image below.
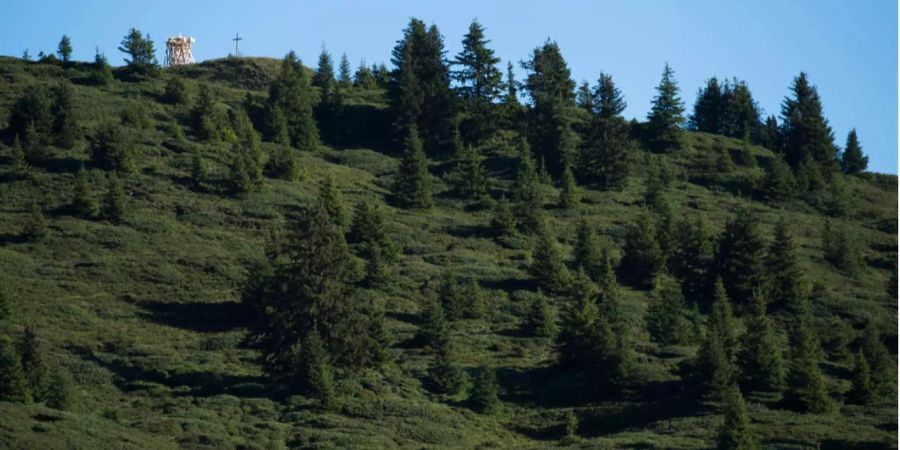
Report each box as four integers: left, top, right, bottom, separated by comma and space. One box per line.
2, 0, 896, 173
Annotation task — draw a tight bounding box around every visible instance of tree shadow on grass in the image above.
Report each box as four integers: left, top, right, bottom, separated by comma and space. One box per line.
73, 346, 266, 398
138, 299, 250, 333
444, 224, 495, 240
502, 364, 706, 440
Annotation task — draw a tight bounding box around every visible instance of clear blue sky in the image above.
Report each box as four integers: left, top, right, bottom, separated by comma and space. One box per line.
2, 0, 897, 173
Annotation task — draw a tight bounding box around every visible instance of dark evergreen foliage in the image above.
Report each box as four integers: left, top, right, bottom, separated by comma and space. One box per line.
716, 386, 760, 450
717, 206, 766, 305
619, 212, 664, 288
452, 19, 502, 144
469, 367, 500, 414
57, 35, 72, 65
646, 63, 685, 153
523, 40, 577, 174
389, 19, 456, 154
0, 338, 30, 403
72, 167, 99, 218
529, 222, 570, 293
118, 28, 158, 75
266, 52, 319, 151
393, 125, 433, 208
22, 201, 48, 241
840, 129, 867, 174
102, 174, 127, 222
646, 274, 690, 346
245, 205, 385, 380
780, 73, 838, 172
738, 290, 786, 391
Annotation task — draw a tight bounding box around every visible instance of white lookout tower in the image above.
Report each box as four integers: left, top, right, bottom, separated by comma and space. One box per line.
165, 34, 196, 67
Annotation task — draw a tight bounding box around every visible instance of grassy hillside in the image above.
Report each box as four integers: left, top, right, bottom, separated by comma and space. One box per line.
0, 55, 896, 449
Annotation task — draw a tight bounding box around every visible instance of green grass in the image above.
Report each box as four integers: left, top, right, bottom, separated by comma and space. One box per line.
0, 55, 895, 449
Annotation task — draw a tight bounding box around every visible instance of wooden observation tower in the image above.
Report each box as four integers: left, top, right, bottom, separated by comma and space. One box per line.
165, 34, 196, 67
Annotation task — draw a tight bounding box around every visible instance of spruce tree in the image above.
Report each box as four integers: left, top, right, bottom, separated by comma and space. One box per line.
511, 142, 544, 233
90, 50, 113, 86
429, 334, 466, 395
595, 72, 627, 119
314, 47, 334, 89
646, 63, 685, 153
669, 217, 715, 306
721, 79, 762, 141
780, 72, 838, 172
363, 241, 389, 287
389, 18, 456, 154
422, 291, 465, 394
57, 35, 72, 65
438, 271, 465, 321
44, 369, 74, 411
573, 219, 604, 282
8, 86, 53, 147
118, 28, 158, 75
89, 122, 135, 173
353, 59, 376, 89
696, 278, 737, 397
0, 338, 30, 403
393, 126, 433, 208
490, 196, 517, 237
784, 302, 833, 413
558, 165, 579, 208
557, 274, 600, 367
23, 201, 48, 241
529, 222, 570, 293
523, 39, 577, 174
246, 204, 385, 378
690, 77, 724, 134
447, 145, 488, 199
716, 386, 760, 450
266, 144, 301, 182
317, 175, 348, 228
51, 82, 79, 148
191, 146, 208, 187
619, 212, 664, 288
0, 280, 11, 322
595, 254, 634, 384
337, 53, 352, 88
228, 144, 253, 195
500, 61, 524, 127
840, 129, 867, 175
717, 206, 766, 305
72, 167, 99, 218
462, 277, 486, 319
452, 19, 502, 144
646, 274, 690, 346
576, 80, 594, 113
765, 155, 797, 201
860, 322, 893, 397
297, 331, 338, 411
348, 201, 392, 250
102, 174, 126, 222
848, 350, 875, 406
527, 289, 558, 338
760, 115, 782, 152
738, 291, 786, 392
766, 217, 807, 311
10, 135, 30, 179
267, 51, 319, 151
580, 111, 632, 190
470, 367, 501, 414
20, 325, 48, 402
822, 220, 861, 274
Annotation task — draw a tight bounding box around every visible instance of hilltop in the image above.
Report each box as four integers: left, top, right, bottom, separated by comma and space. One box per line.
0, 32, 896, 450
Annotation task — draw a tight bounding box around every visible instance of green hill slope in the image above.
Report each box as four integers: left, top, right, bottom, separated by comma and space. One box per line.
0, 55, 895, 449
